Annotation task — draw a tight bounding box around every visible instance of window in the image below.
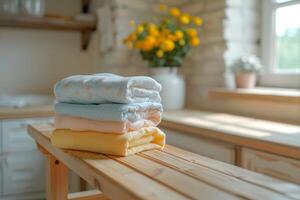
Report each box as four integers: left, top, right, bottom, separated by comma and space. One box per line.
261, 0, 300, 88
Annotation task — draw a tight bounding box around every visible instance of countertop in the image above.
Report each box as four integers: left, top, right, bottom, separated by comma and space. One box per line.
161, 109, 300, 160
0, 105, 54, 120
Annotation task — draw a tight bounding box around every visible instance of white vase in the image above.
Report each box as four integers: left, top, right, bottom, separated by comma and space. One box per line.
151, 67, 185, 110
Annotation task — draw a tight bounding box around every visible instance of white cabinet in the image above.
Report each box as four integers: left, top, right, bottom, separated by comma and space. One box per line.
241, 148, 300, 184
0, 117, 53, 199
160, 128, 236, 164
2, 151, 45, 195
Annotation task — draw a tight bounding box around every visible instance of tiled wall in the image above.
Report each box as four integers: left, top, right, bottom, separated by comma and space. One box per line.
92, 0, 261, 108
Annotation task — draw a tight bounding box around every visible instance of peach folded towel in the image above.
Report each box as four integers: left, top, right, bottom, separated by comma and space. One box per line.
54, 114, 161, 134
50, 127, 165, 156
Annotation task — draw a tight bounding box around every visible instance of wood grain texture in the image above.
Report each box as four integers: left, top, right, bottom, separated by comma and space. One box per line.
28, 124, 189, 200
139, 150, 294, 200
241, 148, 300, 185
163, 145, 300, 200
46, 155, 69, 200
27, 124, 300, 200
0, 105, 54, 119
161, 109, 300, 160
111, 155, 242, 200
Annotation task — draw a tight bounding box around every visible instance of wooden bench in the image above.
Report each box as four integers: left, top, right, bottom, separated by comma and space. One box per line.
27, 124, 300, 200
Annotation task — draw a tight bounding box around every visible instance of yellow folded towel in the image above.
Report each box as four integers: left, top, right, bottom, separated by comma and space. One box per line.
50, 127, 165, 156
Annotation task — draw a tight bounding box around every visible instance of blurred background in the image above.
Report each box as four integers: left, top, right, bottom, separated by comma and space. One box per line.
0, 0, 299, 199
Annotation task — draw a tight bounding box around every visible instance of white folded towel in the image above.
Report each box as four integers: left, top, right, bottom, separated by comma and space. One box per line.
54, 73, 161, 104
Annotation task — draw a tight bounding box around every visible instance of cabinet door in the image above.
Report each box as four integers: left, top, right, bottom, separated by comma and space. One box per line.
241, 148, 300, 184
2, 150, 45, 195
1, 117, 53, 196
2, 118, 53, 152
160, 128, 236, 164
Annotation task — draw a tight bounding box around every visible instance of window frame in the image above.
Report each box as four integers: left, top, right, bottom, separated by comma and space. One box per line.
260, 0, 300, 89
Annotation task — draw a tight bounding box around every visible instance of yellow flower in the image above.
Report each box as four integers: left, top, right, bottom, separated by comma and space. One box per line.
156, 50, 164, 58
145, 35, 156, 45
190, 37, 200, 46
142, 42, 153, 51
148, 24, 159, 36
159, 4, 167, 11
136, 25, 144, 34
155, 37, 163, 46
142, 36, 156, 51
129, 20, 135, 27
160, 39, 175, 51
135, 41, 143, 49
167, 34, 177, 41
187, 28, 197, 37
193, 17, 203, 26
179, 14, 190, 24
169, 7, 181, 17
179, 39, 185, 46
175, 30, 184, 40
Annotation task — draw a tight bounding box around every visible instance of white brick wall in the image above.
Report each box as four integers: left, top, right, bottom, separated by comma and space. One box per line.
181, 0, 260, 108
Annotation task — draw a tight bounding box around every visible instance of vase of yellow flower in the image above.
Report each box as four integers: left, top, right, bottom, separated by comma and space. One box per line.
123, 5, 203, 109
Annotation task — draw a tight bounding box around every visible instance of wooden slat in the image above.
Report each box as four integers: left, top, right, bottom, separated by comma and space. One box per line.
46, 155, 69, 200
68, 190, 110, 200
161, 110, 300, 160
27, 124, 190, 200
140, 150, 295, 200
111, 155, 243, 200
162, 145, 300, 200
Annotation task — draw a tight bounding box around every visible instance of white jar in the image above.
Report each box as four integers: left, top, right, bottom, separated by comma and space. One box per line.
151, 67, 185, 110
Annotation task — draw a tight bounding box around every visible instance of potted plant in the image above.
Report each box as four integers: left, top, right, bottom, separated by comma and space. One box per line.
230, 55, 262, 88
123, 5, 203, 109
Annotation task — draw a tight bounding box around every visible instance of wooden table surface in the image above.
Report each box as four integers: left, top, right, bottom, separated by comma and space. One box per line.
161, 110, 300, 160
28, 124, 300, 200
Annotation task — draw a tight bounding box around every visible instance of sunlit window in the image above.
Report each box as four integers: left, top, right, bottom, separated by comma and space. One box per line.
275, 3, 300, 73
260, 0, 300, 88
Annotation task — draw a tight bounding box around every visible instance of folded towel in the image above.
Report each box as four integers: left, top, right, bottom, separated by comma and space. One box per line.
54, 102, 162, 123
54, 73, 161, 104
54, 114, 161, 134
50, 127, 165, 156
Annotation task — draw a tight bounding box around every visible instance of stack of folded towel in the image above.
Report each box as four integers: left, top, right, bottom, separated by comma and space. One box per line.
51, 73, 166, 156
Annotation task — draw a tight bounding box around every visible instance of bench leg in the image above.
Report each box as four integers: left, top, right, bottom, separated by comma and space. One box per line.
46, 154, 69, 200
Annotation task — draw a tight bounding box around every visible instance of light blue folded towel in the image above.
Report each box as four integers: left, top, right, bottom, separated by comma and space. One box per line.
54, 73, 161, 104
54, 102, 163, 123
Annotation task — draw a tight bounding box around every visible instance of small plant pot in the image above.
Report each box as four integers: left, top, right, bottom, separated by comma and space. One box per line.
235, 72, 256, 88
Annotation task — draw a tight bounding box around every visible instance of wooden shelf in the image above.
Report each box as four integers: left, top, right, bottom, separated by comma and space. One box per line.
0, 15, 96, 50
209, 87, 300, 104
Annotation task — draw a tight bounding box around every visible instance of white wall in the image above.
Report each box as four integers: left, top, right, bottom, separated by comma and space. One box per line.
0, 0, 93, 95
